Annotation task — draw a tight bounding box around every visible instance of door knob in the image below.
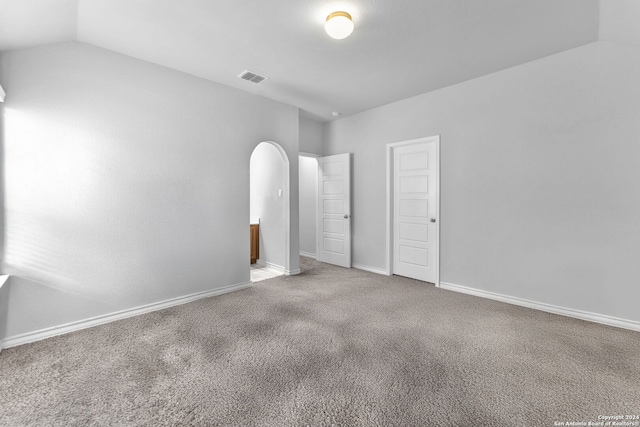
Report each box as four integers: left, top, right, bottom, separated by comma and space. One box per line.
344, 214, 350, 219
430, 218, 436, 223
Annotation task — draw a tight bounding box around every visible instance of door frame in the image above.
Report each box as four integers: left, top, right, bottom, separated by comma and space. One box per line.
386, 135, 441, 286
299, 152, 319, 260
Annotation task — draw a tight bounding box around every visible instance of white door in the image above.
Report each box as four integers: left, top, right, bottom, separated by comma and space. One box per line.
393, 138, 439, 283
316, 153, 351, 268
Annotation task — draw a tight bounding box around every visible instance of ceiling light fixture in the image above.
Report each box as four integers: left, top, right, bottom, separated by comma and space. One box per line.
325, 11, 354, 39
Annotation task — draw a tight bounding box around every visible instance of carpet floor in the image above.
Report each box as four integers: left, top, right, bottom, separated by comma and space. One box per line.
1, 257, 639, 426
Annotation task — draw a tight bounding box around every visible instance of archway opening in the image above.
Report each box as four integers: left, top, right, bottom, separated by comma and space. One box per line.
249, 141, 290, 281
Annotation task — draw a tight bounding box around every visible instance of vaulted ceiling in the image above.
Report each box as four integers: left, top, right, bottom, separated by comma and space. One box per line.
0, 0, 600, 121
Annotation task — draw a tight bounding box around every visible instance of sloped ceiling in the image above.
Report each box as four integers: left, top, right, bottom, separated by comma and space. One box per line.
1, 0, 600, 121
0, 0, 78, 51
599, 0, 640, 46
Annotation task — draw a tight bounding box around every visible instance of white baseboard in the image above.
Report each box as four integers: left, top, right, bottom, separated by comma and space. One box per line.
255, 260, 285, 272
352, 264, 389, 276
255, 260, 299, 276
440, 281, 640, 332
0, 281, 252, 351
299, 251, 316, 259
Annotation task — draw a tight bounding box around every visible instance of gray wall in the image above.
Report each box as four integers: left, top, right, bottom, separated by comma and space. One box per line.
299, 116, 323, 155
0, 276, 8, 340
0, 41, 299, 332
250, 142, 287, 269
324, 41, 640, 323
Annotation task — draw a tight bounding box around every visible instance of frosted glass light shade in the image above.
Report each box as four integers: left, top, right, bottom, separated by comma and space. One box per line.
325, 11, 354, 39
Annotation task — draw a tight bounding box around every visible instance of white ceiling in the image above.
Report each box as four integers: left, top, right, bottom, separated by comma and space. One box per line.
1, 0, 600, 121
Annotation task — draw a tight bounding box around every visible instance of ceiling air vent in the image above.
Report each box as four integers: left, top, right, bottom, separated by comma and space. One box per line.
238, 70, 268, 84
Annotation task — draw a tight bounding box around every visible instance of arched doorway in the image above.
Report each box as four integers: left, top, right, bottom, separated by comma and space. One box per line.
249, 141, 293, 279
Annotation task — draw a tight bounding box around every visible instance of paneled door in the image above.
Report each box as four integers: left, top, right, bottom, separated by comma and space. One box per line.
392, 138, 439, 283
316, 153, 351, 268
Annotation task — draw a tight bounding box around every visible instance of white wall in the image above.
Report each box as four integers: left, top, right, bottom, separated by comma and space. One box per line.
0, 41, 299, 337
250, 142, 286, 269
324, 41, 640, 324
298, 156, 317, 257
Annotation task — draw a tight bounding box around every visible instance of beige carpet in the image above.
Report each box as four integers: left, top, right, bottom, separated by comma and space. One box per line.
1, 257, 638, 426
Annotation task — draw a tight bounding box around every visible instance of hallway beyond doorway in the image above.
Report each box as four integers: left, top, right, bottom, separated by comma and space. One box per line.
250, 264, 283, 282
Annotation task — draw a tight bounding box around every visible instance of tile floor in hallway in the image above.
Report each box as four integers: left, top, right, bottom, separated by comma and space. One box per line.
250, 263, 283, 282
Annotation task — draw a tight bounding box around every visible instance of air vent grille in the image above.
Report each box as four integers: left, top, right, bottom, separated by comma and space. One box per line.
238, 70, 268, 84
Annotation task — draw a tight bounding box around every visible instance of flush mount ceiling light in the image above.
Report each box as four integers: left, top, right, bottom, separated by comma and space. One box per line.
325, 11, 354, 39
